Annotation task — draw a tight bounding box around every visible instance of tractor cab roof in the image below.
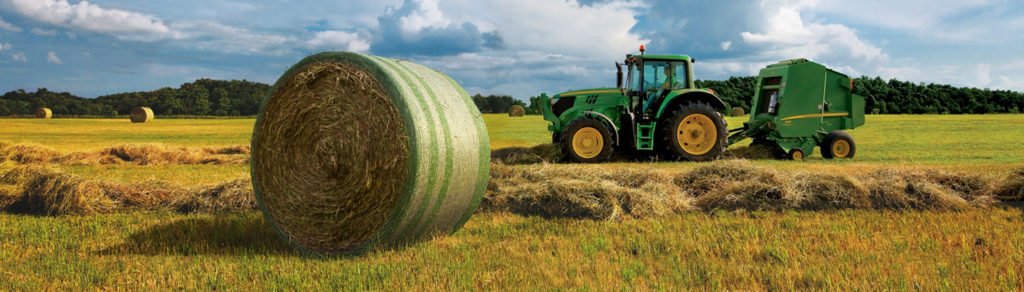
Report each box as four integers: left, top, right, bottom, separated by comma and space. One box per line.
625, 54, 693, 63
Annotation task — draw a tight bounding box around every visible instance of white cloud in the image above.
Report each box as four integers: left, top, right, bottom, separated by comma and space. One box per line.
721, 41, 732, 51
0, 16, 22, 32
811, 0, 993, 40
31, 27, 57, 36
170, 21, 291, 55
741, 5, 886, 62
11, 52, 26, 62
47, 51, 61, 64
1, 0, 175, 40
485, 0, 647, 60
398, 0, 450, 33
306, 30, 370, 52
0, 43, 10, 51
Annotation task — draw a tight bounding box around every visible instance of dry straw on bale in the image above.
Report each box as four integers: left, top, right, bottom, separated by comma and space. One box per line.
251, 52, 489, 256
35, 108, 52, 119
130, 107, 154, 123
508, 105, 526, 117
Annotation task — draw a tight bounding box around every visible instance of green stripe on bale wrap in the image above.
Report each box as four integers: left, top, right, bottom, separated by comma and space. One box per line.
250, 52, 489, 256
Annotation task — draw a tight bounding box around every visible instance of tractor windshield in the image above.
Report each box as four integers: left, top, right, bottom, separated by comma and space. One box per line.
626, 60, 687, 93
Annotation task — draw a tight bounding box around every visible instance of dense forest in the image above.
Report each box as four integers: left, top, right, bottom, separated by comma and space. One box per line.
1, 76, 1022, 117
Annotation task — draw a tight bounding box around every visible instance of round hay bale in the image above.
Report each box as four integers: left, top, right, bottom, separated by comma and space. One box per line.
251, 52, 490, 256
508, 105, 525, 117
130, 107, 154, 123
729, 107, 746, 117
35, 108, 52, 119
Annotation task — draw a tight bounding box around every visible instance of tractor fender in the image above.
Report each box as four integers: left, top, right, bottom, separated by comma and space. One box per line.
582, 111, 620, 146
655, 91, 727, 120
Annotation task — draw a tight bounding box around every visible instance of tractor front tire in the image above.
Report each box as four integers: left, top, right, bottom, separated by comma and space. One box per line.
560, 118, 614, 163
661, 103, 728, 161
821, 130, 856, 159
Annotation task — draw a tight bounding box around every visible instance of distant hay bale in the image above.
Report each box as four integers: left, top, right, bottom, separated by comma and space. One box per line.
509, 105, 525, 117
729, 107, 746, 117
35, 108, 52, 119
251, 52, 490, 256
130, 107, 154, 123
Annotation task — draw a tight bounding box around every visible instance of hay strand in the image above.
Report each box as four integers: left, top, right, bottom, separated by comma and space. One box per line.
130, 107, 154, 123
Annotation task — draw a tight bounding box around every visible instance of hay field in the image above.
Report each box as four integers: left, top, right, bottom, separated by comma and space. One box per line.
0, 115, 1022, 290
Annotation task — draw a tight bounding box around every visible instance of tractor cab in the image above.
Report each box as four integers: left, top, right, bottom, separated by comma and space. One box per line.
617, 48, 696, 119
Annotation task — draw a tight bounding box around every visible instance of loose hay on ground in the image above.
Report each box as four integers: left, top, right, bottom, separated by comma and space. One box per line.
0, 142, 249, 165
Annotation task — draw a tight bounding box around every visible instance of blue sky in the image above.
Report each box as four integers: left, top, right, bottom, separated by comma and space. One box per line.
0, 0, 1022, 99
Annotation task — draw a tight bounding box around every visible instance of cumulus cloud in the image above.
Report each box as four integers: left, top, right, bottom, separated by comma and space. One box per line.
47, 51, 61, 64
740, 5, 886, 62
1, 0, 175, 40
0, 43, 9, 51
306, 30, 371, 52
372, 0, 499, 56
0, 16, 22, 32
11, 52, 26, 62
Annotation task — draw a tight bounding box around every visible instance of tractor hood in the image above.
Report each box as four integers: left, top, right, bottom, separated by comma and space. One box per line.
552, 87, 621, 98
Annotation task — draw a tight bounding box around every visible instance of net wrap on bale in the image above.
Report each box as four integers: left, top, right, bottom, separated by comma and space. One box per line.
35, 108, 52, 119
251, 52, 490, 256
130, 107, 154, 123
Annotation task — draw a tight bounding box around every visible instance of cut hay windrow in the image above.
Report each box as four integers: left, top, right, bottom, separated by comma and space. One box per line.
1, 162, 1020, 220
509, 105, 525, 117
35, 108, 52, 119
0, 142, 249, 165
130, 107, 154, 123
0, 166, 254, 215
251, 52, 490, 256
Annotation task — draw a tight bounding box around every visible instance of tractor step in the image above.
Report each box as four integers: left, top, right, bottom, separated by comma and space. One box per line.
635, 122, 657, 150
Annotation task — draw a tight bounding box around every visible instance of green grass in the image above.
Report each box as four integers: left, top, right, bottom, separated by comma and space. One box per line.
0, 118, 253, 152
1, 114, 1023, 289
1, 208, 1021, 290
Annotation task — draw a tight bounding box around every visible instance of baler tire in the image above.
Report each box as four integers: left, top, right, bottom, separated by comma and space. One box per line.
560, 118, 614, 163
788, 148, 805, 161
821, 130, 856, 159
661, 103, 728, 161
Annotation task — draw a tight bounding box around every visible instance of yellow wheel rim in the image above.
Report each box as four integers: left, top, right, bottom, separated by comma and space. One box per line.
572, 127, 604, 159
832, 140, 850, 158
792, 150, 804, 160
676, 114, 717, 155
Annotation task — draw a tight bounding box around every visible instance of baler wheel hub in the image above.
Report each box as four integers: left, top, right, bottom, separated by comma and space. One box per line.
832, 140, 850, 158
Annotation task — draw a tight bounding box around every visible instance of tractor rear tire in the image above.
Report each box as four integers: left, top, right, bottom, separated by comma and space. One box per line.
661, 103, 728, 161
560, 118, 614, 163
821, 130, 856, 159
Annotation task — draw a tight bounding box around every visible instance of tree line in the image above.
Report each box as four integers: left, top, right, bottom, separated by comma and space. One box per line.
697, 76, 1024, 114
2, 76, 1022, 117
0, 79, 268, 117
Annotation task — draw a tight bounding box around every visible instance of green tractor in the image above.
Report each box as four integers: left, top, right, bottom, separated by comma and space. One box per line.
541, 46, 730, 162
541, 47, 866, 163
